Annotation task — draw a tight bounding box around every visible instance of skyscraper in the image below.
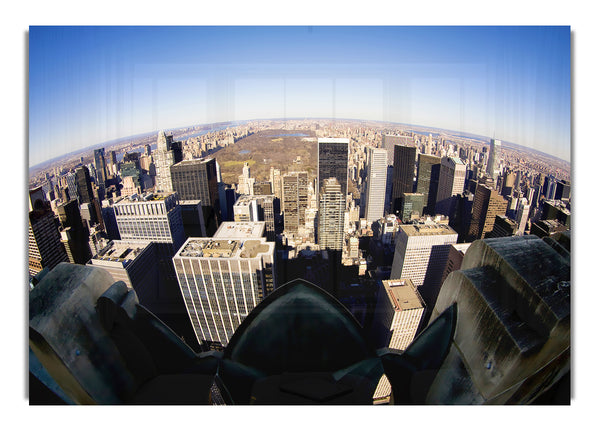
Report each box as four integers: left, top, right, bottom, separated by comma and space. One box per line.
114, 192, 185, 250
466, 184, 509, 241
382, 134, 412, 167
172, 221, 276, 348
170, 157, 220, 234
75, 166, 94, 204
56, 199, 92, 265
371, 279, 425, 400
282, 172, 308, 234
435, 157, 467, 217
364, 147, 388, 223
153, 130, 183, 193
318, 178, 345, 252
28, 187, 68, 276
391, 144, 416, 214
416, 154, 441, 215
93, 148, 108, 197
487, 139, 501, 184
318, 138, 349, 199
390, 221, 457, 311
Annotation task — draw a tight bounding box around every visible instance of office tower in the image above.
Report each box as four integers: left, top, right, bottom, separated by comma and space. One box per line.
515, 198, 530, 235
440, 242, 471, 286
75, 166, 94, 204
486, 138, 501, 183
554, 180, 571, 202
253, 181, 272, 196
170, 157, 220, 235
28, 188, 68, 276
501, 171, 517, 198
541, 200, 571, 228
391, 144, 417, 214
93, 148, 108, 196
172, 221, 276, 348
56, 200, 92, 265
87, 239, 158, 305
318, 178, 345, 252
114, 192, 185, 250
154, 130, 183, 192
179, 200, 207, 237
269, 167, 282, 201
416, 154, 441, 216
371, 279, 425, 400
282, 172, 308, 234
399, 193, 425, 223
382, 134, 412, 167
108, 150, 117, 165
233, 195, 275, 241
219, 184, 237, 222
531, 219, 568, 238
114, 192, 189, 337
318, 138, 349, 199
487, 215, 518, 238
364, 147, 388, 223
435, 157, 467, 217
467, 184, 509, 241
100, 198, 121, 240
390, 221, 457, 311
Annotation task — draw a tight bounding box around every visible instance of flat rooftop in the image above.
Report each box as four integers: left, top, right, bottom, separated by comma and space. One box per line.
91, 240, 152, 263
382, 279, 424, 311
115, 192, 176, 204
234, 195, 273, 206
172, 157, 213, 167
318, 137, 350, 143
176, 237, 273, 259
400, 222, 457, 237
213, 221, 265, 239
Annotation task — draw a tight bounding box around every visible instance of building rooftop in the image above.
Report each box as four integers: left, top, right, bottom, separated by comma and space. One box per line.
382, 279, 424, 311
176, 236, 273, 260
115, 192, 176, 204
318, 137, 350, 143
213, 221, 265, 239
234, 195, 274, 206
172, 157, 213, 167
399, 222, 457, 237
90, 240, 152, 264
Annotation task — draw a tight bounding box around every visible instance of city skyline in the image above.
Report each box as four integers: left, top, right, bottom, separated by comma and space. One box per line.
29, 26, 571, 166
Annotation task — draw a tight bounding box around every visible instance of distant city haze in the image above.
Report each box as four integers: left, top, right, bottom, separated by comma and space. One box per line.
29, 26, 571, 166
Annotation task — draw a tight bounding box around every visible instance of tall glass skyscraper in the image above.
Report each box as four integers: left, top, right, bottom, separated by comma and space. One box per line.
317, 138, 349, 199
364, 147, 388, 223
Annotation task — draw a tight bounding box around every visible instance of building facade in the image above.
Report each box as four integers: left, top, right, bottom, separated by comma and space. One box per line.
172, 222, 276, 348
153, 130, 183, 193
364, 147, 388, 223
318, 138, 349, 199
318, 178, 345, 252
371, 279, 425, 400
391, 144, 417, 214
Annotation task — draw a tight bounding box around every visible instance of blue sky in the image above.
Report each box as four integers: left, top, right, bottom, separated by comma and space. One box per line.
29, 26, 571, 165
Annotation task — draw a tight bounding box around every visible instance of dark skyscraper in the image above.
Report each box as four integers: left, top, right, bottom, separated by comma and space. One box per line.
318, 138, 349, 199
28, 188, 68, 277
75, 166, 94, 204
467, 184, 508, 241
416, 154, 441, 216
57, 199, 92, 265
391, 144, 416, 214
171, 157, 220, 234
94, 148, 107, 184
